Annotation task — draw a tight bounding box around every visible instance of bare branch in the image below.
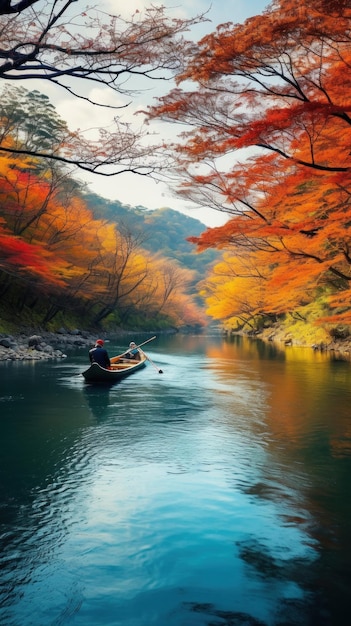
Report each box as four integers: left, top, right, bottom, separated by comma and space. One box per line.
0, 2, 206, 174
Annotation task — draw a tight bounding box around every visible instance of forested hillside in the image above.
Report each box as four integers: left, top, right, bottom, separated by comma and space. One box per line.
83, 192, 219, 279
0, 88, 209, 333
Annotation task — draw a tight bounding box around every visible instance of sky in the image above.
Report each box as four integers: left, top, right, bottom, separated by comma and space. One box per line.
54, 1, 271, 227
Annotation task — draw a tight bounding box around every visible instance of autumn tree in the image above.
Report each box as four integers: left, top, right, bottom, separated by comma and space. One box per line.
0, 220, 66, 295
149, 0, 351, 173
147, 0, 351, 326
0, 150, 87, 316
127, 255, 204, 328
86, 223, 148, 325
0, 132, 204, 328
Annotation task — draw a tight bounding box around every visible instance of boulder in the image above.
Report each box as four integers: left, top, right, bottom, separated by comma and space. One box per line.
0, 338, 13, 348
28, 335, 43, 347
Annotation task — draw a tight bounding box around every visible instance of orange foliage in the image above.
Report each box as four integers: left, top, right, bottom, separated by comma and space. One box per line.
148, 0, 351, 327
0, 223, 65, 287
0, 143, 203, 327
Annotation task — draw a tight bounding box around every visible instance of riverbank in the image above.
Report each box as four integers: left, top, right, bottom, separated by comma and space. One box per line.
0, 327, 173, 362
0, 329, 99, 361
1, 324, 351, 362
246, 325, 351, 358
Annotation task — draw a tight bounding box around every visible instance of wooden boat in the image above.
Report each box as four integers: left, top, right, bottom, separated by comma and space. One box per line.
82, 353, 147, 383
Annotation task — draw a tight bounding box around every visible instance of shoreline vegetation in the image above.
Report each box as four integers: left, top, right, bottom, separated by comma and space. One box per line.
225, 324, 351, 360
0, 323, 351, 362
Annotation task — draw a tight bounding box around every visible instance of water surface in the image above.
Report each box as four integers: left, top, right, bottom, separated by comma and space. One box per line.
1, 334, 350, 625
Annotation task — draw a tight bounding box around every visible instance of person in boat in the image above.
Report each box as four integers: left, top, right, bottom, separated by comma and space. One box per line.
123, 341, 141, 361
89, 339, 111, 369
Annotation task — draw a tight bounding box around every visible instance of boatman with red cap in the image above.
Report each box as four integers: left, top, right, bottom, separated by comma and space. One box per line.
89, 339, 111, 369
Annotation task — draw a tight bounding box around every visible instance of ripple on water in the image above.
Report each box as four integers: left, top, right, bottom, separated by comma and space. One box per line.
1, 340, 350, 626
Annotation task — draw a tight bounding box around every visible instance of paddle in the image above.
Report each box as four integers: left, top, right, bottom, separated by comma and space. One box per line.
140, 349, 163, 374
130, 336, 157, 351
111, 336, 157, 362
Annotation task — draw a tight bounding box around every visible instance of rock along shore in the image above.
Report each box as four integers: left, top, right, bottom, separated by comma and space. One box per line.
0, 327, 177, 362
225, 326, 351, 359
0, 329, 99, 362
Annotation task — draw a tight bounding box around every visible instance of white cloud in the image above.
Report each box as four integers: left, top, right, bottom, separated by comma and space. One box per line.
102, 0, 189, 20
56, 87, 123, 132
79, 167, 228, 227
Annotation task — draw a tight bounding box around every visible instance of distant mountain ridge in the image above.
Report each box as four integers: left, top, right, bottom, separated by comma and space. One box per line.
83, 191, 219, 277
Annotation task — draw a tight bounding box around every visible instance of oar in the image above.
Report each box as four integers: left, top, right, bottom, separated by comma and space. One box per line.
132, 336, 157, 351
111, 336, 157, 362
141, 349, 163, 374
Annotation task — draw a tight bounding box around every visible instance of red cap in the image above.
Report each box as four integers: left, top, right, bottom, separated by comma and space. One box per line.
96, 339, 104, 346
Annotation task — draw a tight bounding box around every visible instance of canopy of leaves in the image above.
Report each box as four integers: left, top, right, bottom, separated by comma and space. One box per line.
147, 0, 351, 329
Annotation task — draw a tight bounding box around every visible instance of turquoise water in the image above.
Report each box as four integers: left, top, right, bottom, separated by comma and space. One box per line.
1, 334, 350, 625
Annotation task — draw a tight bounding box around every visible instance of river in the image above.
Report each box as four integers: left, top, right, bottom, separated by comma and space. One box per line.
0, 333, 350, 626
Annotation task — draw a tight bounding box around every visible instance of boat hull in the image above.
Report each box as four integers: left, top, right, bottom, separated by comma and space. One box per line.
82, 355, 146, 383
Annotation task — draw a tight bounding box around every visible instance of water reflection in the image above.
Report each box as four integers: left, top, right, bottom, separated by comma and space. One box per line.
0, 335, 350, 626
83, 385, 111, 421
